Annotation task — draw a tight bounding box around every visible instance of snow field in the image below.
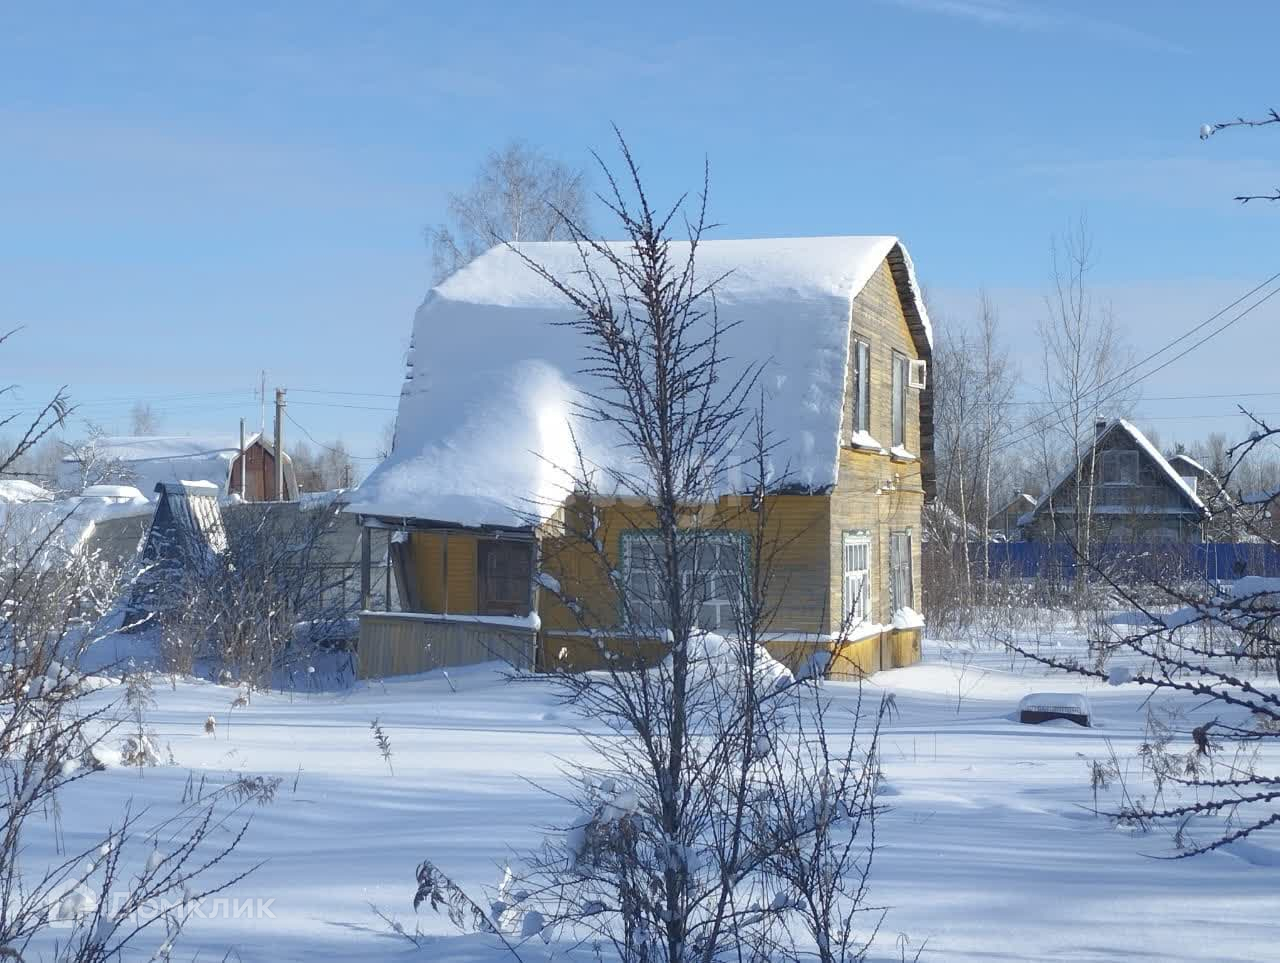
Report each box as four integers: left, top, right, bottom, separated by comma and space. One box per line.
33, 632, 1280, 961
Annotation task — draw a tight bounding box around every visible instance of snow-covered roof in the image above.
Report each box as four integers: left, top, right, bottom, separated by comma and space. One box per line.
54, 433, 280, 499
0, 489, 152, 567
350, 236, 932, 527
1168, 453, 1207, 476
990, 492, 1036, 521
1026, 419, 1207, 522
0, 479, 53, 504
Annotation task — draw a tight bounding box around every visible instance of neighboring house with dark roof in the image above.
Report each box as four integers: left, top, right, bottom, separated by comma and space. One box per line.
1019, 419, 1208, 543
349, 236, 936, 680
988, 493, 1036, 542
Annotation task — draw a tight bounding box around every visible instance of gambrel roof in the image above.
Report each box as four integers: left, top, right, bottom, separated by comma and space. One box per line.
351, 237, 933, 527
1020, 419, 1208, 525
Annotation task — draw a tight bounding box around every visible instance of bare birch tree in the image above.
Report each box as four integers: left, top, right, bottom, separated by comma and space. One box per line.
427, 140, 592, 284
1034, 219, 1136, 575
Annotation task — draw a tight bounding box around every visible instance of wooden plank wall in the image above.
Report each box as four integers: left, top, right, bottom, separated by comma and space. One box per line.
358, 613, 535, 677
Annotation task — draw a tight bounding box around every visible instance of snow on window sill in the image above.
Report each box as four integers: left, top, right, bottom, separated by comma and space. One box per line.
847, 431, 886, 453
889, 446, 917, 462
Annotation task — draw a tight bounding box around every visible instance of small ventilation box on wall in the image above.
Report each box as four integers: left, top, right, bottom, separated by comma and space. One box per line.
908, 359, 928, 390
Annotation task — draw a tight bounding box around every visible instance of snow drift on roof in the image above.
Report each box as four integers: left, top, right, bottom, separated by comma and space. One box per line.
0, 479, 52, 504
350, 236, 930, 526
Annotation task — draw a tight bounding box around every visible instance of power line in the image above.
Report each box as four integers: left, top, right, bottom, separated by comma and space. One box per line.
284, 410, 382, 461
289, 400, 397, 412
290, 387, 400, 399
985, 276, 1280, 459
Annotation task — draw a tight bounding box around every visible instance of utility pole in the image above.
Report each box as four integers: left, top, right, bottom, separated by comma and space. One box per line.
259, 370, 267, 434
238, 417, 247, 499
274, 387, 287, 501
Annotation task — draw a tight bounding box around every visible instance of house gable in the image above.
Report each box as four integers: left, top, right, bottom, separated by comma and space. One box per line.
1024, 420, 1207, 539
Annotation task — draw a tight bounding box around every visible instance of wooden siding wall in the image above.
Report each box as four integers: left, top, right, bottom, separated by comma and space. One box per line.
537, 493, 831, 637
828, 259, 926, 630
228, 442, 293, 502
409, 532, 479, 612
358, 612, 535, 677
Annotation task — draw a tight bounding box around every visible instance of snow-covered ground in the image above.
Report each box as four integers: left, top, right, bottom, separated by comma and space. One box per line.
36, 627, 1280, 961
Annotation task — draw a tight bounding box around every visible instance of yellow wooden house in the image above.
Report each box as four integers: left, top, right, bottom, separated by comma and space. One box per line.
348, 236, 934, 680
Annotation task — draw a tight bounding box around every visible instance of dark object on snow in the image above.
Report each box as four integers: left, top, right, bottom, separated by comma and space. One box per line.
124, 481, 228, 628
1018, 692, 1092, 727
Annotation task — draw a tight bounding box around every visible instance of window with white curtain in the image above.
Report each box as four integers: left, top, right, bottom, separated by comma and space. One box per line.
842, 532, 871, 625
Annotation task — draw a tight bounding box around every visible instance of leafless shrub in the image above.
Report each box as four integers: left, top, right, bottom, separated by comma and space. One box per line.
159, 500, 359, 689
0, 359, 255, 958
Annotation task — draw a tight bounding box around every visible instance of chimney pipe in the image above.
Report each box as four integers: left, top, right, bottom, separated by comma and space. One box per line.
1094, 417, 1108, 440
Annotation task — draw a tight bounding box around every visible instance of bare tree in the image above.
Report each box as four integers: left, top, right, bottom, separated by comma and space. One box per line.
1033, 219, 1137, 575
426, 140, 591, 284
926, 292, 1018, 627
413, 135, 887, 963
289, 439, 355, 492
129, 402, 161, 435
58, 424, 135, 494
158, 498, 361, 688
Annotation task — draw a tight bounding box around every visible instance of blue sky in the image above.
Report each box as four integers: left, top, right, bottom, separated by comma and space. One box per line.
1, 1, 1277, 469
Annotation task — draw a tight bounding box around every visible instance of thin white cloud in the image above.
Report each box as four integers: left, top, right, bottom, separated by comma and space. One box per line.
879, 0, 1186, 53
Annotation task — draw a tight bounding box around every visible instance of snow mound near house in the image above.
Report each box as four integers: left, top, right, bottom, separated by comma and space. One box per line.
350, 236, 933, 527
664, 631, 794, 700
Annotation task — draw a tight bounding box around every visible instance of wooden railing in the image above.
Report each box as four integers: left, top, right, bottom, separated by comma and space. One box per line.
357, 611, 537, 678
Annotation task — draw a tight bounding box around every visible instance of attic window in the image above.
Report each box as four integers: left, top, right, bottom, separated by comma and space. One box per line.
1100, 449, 1138, 486
850, 338, 870, 436
891, 352, 909, 447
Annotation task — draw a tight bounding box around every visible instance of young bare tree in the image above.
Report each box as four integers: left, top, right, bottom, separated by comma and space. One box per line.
1033, 219, 1137, 576
58, 423, 135, 494
426, 140, 592, 283
158, 498, 362, 687
926, 293, 1018, 627
413, 135, 888, 963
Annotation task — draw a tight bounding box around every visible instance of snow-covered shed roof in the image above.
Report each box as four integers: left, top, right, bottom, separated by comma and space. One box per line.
1021, 419, 1207, 525
54, 433, 289, 499
350, 236, 934, 528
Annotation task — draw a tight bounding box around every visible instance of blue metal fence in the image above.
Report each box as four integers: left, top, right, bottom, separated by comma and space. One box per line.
978, 541, 1280, 582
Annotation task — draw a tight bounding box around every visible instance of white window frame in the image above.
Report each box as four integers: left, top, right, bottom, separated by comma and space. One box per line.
620, 531, 747, 632
841, 531, 872, 626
